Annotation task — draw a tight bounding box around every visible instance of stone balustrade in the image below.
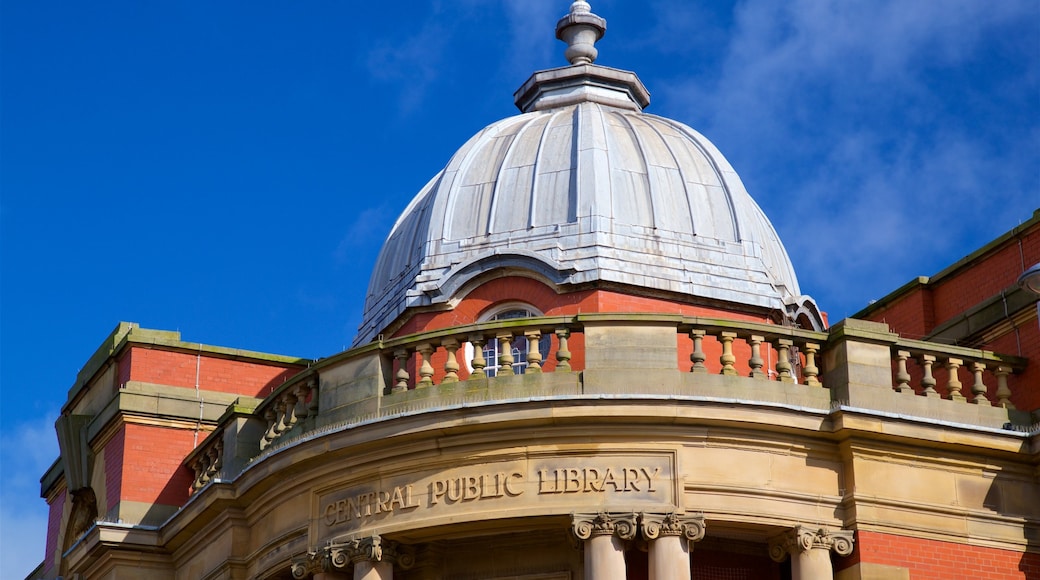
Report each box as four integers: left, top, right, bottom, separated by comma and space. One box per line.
681, 318, 829, 386
382, 316, 577, 392
188, 315, 1030, 494
188, 435, 223, 493
258, 377, 318, 451
891, 338, 1022, 408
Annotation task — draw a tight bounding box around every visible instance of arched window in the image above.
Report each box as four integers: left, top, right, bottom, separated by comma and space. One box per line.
465, 304, 552, 377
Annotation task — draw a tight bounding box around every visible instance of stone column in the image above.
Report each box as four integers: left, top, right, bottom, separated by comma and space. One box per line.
572, 512, 638, 580
641, 513, 706, 580
769, 526, 854, 580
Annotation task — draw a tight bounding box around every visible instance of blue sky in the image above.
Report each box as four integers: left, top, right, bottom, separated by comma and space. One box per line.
1, 1, 1037, 576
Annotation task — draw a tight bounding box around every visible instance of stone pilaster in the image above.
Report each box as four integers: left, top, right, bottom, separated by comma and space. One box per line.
769, 526, 854, 580
572, 512, 638, 580
641, 513, 705, 580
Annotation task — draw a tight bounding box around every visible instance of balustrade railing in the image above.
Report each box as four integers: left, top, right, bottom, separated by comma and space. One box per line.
259, 377, 318, 451
384, 317, 577, 392
244, 314, 1028, 460
188, 434, 223, 494
681, 318, 829, 387
891, 338, 1022, 408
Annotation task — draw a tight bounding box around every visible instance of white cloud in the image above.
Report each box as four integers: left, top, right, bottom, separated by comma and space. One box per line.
653, 0, 1039, 317
1, 417, 58, 579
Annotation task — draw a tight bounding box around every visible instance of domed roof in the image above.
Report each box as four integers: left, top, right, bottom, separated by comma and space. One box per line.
355, 2, 818, 344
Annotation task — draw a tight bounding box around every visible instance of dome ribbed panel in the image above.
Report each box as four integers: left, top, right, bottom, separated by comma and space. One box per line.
529, 109, 577, 228
445, 117, 527, 240
652, 116, 738, 242
489, 115, 547, 233
626, 114, 694, 235
605, 111, 653, 227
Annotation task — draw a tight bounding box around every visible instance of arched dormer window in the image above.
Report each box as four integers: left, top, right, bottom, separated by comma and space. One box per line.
465, 303, 551, 377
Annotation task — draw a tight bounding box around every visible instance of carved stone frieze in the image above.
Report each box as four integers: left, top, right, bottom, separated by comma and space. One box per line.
768, 526, 855, 562
640, 512, 706, 542
571, 512, 639, 541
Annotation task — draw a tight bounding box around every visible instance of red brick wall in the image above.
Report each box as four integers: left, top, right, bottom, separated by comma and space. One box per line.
104, 426, 125, 516
122, 347, 301, 398
117, 423, 196, 506
42, 489, 66, 577
841, 530, 1040, 580
864, 287, 934, 339
932, 238, 1039, 327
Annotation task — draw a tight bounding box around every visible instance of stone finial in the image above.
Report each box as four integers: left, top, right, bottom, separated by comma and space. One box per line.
556, 1, 606, 65
768, 526, 855, 562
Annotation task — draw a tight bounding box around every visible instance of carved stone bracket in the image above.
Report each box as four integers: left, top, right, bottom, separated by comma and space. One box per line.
640, 512, 706, 542
571, 512, 639, 541
769, 526, 855, 562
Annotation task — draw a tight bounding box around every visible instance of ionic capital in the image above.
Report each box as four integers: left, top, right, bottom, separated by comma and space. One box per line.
314, 536, 415, 572
640, 512, 705, 542
572, 512, 639, 541
769, 526, 855, 562
290, 551, 322, 579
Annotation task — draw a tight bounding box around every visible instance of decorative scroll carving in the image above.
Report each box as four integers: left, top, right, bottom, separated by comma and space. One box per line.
291, 535, 416, 577
572, 512, 639, 541
640, 512, 706, 542
769, 526, 855, 562
290, 551, 322, 579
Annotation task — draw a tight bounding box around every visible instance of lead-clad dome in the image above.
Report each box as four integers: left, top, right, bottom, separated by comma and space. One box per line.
355, 2, 820, 344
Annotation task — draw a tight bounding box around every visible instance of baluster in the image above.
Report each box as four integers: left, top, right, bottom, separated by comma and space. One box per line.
719, 332, 738, 376
894, 350, 912, 394
555, 329, 572, 372
945, 358, 964, 401
261, 407, 277, 450
497, 332, 515, 376
205, 444, 221, 483
416, 343, 435, 387
748, 335, 766, 379
803, 342, 821, 387
273, 400, 287, 435
294, 381, 312, 420
919, 354, 938, 397
970, 362, 990, 405
282, 392, 299, 430
469, 335, 488, 378
393, 349, 410, 393
192, 459, 205, 491
690, 329, 707, 373
775, 339, 793, 383
307, 381, 320, 417
994, 365, 1013, 409
525, 330, 543, 373
442, 339, 460, 383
